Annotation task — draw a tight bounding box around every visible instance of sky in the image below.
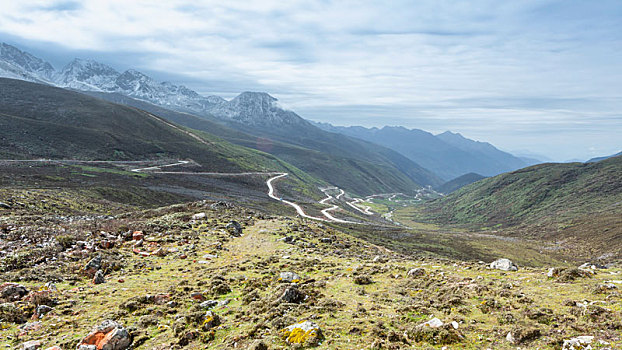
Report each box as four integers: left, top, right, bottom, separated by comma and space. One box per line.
0, 0, 621, 161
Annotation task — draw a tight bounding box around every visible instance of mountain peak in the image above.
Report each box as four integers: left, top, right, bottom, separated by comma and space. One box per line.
233, 91, 277, 103
0, 42, 56, 81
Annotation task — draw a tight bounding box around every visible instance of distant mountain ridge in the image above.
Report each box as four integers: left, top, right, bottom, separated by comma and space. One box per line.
314, 123, 531, 180
586, 151, 622, 163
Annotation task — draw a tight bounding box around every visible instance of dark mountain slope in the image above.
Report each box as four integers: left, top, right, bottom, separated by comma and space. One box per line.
0, 78, 287, 173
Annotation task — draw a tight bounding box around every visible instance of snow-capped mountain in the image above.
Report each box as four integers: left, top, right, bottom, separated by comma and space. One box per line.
0, 42, 309, 128
57, 58, 120, 91
207, 91, 309, 127
0, 43, 56, 83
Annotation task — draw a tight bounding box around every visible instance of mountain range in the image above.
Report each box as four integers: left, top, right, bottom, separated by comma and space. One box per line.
1, 42, 545, 193
314, 123, 536, 181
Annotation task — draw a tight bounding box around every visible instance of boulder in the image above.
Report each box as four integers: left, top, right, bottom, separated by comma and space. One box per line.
77, 320, 131, 350
490, 259, 518, 271
282, 320, 322, 345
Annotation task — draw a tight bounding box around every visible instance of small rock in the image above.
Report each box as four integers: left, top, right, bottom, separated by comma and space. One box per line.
77, 320, 131, 350
319, 237, 332, 244
407, 268, 425, 277
192, 212, 207, 220
547, 267, 563, 278
420, 317, 444, 328
34, 305, 53, 318
22, 340, 41, 350
279, 271, 301, 283
84, 256, 102, 274
451, 321, 459, 329
199, 300, 219, 309
191, 292, 205, 301
282, 320, 322, 345
279, 286, 305, 304
201, 311, 220, 331
506, 332, 515, 344
132, 231, 144, 241
226, 221, 242, 236
353, 275, 373, 285
92, 270, 105, 285
0, 202, 11, 209
202, 254, 218, 260
490, 259, 518, 271
563, 335, 594, 350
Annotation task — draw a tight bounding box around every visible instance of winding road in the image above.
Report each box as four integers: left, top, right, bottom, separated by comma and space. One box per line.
2, 158, 372, 224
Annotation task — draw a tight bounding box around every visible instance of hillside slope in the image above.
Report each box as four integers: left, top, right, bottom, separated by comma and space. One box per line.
436, 173, 486, 194
0, 78, 287, 174
420, 156, 622, 228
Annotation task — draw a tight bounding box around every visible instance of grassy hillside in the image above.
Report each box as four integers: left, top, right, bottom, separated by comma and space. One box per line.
1, 196, 620, 349
84, 91, 439, 195
418, 156, 622, 228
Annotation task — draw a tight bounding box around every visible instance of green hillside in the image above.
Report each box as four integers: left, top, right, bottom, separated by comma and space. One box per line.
420, 156, 622, 228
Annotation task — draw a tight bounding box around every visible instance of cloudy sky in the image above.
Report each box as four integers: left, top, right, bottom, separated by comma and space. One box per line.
1, 0, 621, 161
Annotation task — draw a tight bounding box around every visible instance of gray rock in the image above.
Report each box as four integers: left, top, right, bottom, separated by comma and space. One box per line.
0, 282, 28, 301
0, 202, 11, 209
22, 340, 41, 350
407, 268, 426, 277
35, 305, 53, 318
279, 271, 301, 283
490, 258, 518, 271
191, 212, 206, 220
92, 270, 105, 284
226, 221, 242, 236
84, 255, 102, 272
562, 336, 593, 350
280, 287, 305, 304
547, 267, 563, 278
199, 300, 219, 310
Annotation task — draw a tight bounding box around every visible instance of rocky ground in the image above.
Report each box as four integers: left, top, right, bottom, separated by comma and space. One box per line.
1, 200, 621, 349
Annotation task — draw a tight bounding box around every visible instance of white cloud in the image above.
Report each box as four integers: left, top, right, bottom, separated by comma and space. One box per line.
0, 0, 621, 160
